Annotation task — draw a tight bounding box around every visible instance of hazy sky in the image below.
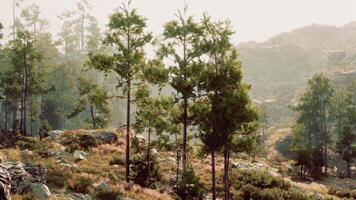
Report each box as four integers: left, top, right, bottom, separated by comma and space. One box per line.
1, 0, 356, 43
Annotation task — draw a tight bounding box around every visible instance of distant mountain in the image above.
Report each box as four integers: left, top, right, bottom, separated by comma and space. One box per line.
239, 22, 356, 123
239, 22, 356, 98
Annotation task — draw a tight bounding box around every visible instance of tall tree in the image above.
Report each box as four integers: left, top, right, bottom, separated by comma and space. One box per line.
9, 30, 43, 135
158, 8, 203, 171
335, 82, 356, 178
89, 2, 152, 182
292, 73, 334, 177
192, 15, 258, 199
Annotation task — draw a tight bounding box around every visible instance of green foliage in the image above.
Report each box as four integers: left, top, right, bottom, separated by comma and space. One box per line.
67, 77, 111, 129
175, 166, 205, 200
232, 169, 291, 191
130, 153, 161, 188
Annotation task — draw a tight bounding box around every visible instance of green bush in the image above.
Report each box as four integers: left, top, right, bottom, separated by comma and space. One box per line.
175, 166, 205, 200
239, 184, 309, 200
233, 169, 291, 190
130, 153, 161, 188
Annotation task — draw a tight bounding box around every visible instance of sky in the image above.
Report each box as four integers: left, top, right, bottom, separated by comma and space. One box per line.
1, 0, 356, 44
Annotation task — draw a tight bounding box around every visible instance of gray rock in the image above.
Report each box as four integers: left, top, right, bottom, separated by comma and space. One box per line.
159, 157, 176, 163
69, 193, 92, 200
73, 150, 88, 161
2, 161, 47, 194
151, 149, 160, 157
28, 183, 52, 200
93, 181, 111, 192
92, 130, 118, 144
47, 130, 64, 139
0, 165, 11, 200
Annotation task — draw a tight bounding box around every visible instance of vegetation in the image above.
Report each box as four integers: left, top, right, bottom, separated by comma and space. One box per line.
0, 1, 355, 200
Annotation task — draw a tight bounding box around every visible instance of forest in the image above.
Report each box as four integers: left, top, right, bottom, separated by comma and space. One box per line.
0, 0, 355, 200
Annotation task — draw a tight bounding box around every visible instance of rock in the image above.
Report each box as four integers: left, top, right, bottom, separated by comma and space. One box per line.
230, 162, 251, 169
0, 165, 11, 200
47, 130, 64, 139
159, 157, 176, 163
2, 161, 47, 194
151, 149, 160, 157
22, 149, 34, 157
93, 181, 111, 193
92, 130, 118, 144
73, 150, 88, 161
28, 183, 52, 200
68, 193, 92, 200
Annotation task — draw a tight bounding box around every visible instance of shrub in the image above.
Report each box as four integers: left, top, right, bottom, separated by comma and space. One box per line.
175, 166, 205, 200
47, 167, 72, 188
109, 156, 125, 166
95, 189, 123, 200
239, 185, 309, 200
329, 187, 356, 199
233, 169, 291, 190
130, 153, 161, 188
68, 173, 96, 194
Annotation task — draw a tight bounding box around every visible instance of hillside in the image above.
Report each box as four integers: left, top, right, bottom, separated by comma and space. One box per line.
239, 22, 356, 123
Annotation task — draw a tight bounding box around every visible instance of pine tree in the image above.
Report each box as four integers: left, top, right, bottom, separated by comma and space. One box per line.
158, 8, 203, 171
192, 15, 258, 199
89, 2, 152, 182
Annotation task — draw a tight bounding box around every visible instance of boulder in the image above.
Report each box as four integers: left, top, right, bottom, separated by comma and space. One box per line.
93, 181, 111, 193
73, 150, 88, 161
2, 161, 47, 194
0, 165, 11, 200
91, 130, 118, 144
28, 183, 52, 200
159, 157, 176, 163
46, 130, 64, 139
151, 149, 160, 157
68, 193, 92, 200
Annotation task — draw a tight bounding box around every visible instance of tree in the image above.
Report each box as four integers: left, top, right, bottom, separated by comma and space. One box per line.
292, 73, 333, 177
67, 77, 110, 129
9, 30, 44, 135
335, 81, 356, 178
89, 2, 152, 182
291, 124, 312, 179
158, 8, 203, 171
0, 22, 3, 39
192, 15, 258, 199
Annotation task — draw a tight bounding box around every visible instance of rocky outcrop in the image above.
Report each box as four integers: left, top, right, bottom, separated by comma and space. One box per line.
1, 162, 47, 194
87, 130, 118, 144
0, 165, 11, 200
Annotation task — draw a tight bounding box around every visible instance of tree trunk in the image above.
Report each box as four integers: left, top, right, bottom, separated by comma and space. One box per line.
90, 105, 96, 129
347, 160, 350, 178
182, 96, 188, 171
224, 147, 230, 200
147, 127, 151, 178
23, 50, 28, 136
125, 80, 131, 182
175, 132, 180, 184
4, 98, 8, 130
211, 150, 216, 200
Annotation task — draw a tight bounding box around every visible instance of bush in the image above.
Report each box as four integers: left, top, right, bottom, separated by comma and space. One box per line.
329, 187, 356, 199
130, 153, 161, 188
233, 169, 291, 190
47, 167, 72, 188
175, 166, 205, 200
239, 184, 309, 200
68, 173, 96, 194
109, 156, 125, 166
95, 189, 123, 200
